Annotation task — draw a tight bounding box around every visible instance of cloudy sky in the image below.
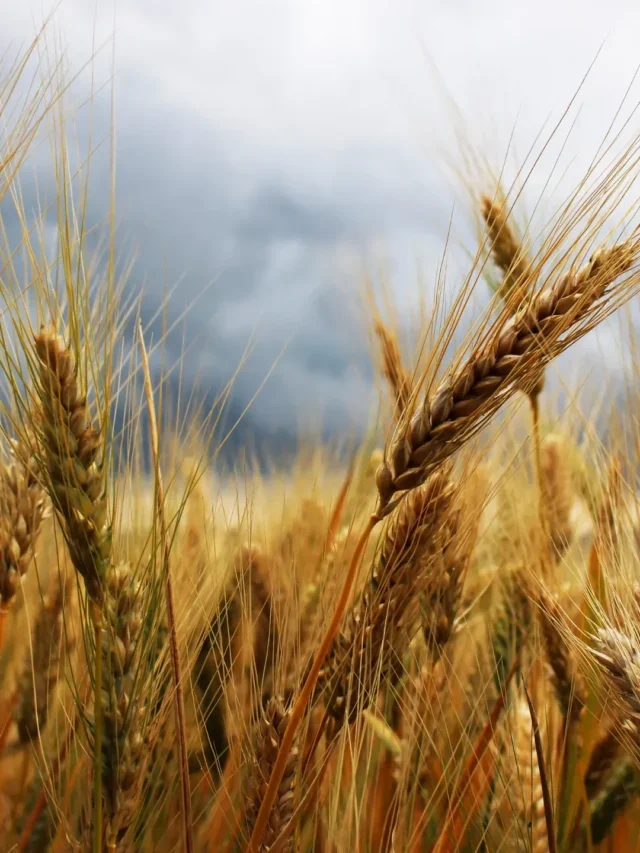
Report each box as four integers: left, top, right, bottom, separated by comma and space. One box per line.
5, 0, 640, 453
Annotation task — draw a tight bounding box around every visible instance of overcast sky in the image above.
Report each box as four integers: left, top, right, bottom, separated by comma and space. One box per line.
5, 0, 640, 450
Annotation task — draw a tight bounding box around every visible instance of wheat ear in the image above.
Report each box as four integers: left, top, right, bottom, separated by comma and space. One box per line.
15, 578, 67, 745
34, 327, 110, 606
539, 435, 574, 561
244, 697, 299, 853
0, 439, 47, 647
100, 562, 147, 849
422, 488, 475, 660
377, 239, 636, 515
584, 725, 620, 799
491, 570, 532, 697
374, 319, 411, 420
481, 194, 532, 303
592, 628, 640, 739
246, 510, 378, 852
243, 546, 279, 704
316, 468, 454, 729
589, 759, 638, 845
195, 573, 243, 781
482, 192, 551, 556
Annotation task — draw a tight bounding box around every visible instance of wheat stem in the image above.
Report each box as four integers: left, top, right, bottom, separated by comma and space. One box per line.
0, 606, 7, 656
523, 677, 558, 853
138, 322, 194, 853
431, 652, 521, 853
93, 608, 103, 853
530, 391, 547, 559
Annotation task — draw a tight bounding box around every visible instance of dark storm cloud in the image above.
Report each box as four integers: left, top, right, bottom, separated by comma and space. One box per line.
5, 0, 640, 459
57, 60, 452, 444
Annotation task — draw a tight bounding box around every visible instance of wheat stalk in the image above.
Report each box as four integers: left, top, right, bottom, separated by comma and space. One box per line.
522, 682, 556, 853
138, 322, 194, 853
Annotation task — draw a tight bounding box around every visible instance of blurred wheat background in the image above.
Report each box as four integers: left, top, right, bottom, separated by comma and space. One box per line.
3, 4, 640, 853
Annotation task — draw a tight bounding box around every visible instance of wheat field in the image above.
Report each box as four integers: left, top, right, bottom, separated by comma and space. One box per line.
4, 28, 640, 853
